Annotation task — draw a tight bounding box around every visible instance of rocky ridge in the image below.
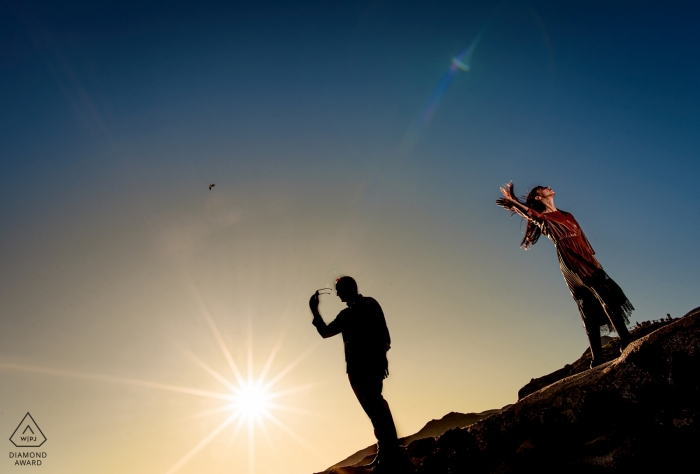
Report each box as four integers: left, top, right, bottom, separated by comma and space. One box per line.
325, 408, 508, 471
320, 305, 700, 473
518, 315, 680, 399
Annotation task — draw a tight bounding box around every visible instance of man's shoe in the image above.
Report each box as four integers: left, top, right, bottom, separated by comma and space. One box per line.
362, 454, 380, 468
590, 358, 604, 369
377, 446, 411, 472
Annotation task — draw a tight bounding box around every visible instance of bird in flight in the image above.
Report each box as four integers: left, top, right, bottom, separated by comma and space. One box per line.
209, 184, 216, 191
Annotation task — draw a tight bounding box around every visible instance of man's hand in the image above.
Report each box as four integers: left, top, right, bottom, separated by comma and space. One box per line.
309, 292, 320, 313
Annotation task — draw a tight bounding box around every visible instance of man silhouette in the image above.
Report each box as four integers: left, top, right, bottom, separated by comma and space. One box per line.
309, 276, 402, 469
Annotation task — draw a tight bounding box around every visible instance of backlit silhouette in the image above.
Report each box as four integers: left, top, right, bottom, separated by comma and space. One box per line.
309, 276, 406, 470
497, 183, 633, 368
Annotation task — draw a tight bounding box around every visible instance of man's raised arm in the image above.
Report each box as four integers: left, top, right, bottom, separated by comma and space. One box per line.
309, 292, 341, 338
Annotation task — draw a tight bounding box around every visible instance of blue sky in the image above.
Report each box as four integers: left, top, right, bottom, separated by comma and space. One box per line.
1, 1, 699, 473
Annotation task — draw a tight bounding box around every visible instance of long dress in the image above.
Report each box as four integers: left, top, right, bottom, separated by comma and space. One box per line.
526, 208, 634, 332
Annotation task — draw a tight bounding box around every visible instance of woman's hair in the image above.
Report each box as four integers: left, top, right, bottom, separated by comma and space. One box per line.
520, 186, 546, 249
498, 183, 546, 249
496, 182, 547, 250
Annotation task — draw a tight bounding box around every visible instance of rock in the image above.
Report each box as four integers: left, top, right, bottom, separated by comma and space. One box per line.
317, 305, 700, 473
405, 305, 700, 473
320, 409, 507, 472
517, 314, 686, 400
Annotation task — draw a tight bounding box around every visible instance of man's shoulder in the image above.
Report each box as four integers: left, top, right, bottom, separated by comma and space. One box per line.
359, 296, 384, 313
336, 306, 353, 321
360, 295, 380, 305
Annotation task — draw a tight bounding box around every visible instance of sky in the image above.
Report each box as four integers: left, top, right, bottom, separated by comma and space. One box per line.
1, 0, 699, 473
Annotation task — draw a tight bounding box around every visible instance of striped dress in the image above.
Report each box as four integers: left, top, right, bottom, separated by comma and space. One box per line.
526, 208, 633, 330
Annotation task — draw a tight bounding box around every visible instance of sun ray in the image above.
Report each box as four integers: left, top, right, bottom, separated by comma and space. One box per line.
225, 415, 247, 450
255, 415, 287, 474
262, 411, 323, 457
255, 332, 285, 389
0, 361, 232, 401
183, 349, 240, 393
267, 381, 318, 400
256, 415, 274, 447
189, 284, 246, 386
248, 416, 255, 474
204, 312, 246, 385
267, 402, 319, 417
262, 342, 319, 391
247, 321, 254, 384
180, 403, 237, 422
166, 411, 240, 474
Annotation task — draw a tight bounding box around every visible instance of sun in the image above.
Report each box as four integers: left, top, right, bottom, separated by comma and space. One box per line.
233, 381, 272, 420
0, 288, 321, 474
160, 303, 322, 474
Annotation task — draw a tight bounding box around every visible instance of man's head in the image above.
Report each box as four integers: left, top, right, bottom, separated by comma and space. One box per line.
335, 276, 358, 303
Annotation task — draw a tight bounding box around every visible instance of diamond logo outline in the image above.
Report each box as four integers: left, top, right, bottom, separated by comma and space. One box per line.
10, 413, 47, 448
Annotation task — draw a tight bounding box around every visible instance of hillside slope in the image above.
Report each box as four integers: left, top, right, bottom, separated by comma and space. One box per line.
324, 408, 508, 471
320, 305, 700, 473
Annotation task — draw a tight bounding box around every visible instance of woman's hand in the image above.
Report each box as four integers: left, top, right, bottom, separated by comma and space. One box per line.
499, 182, 515, 201
495, 197, 510, 209
497, 182, 529, 218
496, 182, 516, 210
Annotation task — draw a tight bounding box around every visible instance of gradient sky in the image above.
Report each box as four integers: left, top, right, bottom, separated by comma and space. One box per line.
1, 1, 699, 473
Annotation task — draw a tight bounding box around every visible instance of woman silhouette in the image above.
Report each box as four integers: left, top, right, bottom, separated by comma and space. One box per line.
497, 183, 633, 367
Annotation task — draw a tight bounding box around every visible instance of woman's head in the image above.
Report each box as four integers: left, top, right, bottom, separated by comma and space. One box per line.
525, 186, 555, 213
497, 182, 554, 249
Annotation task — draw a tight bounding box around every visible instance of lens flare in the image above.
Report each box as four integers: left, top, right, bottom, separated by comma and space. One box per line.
400, 0, 506, 155
401, 23, 490, 153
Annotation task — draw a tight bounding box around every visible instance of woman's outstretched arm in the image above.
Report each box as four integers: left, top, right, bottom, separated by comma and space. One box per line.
496, 182, 529, 218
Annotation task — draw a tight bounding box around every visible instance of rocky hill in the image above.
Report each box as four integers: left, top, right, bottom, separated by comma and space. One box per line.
324, 408, 509, 471
518, 315, 681, 399
319, 305, 700, 473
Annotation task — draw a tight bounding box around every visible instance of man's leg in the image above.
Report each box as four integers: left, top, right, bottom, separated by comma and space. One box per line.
348, 372, 398, 447
348, 372, 401, 470
349, 372, 412, 472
